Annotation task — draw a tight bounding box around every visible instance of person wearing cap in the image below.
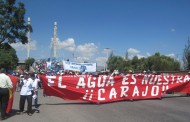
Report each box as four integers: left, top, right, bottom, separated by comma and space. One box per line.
17, 72, 35, 116
0, 68, 13, 120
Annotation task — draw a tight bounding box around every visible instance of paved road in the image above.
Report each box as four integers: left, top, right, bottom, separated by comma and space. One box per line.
3, 89, 190, 122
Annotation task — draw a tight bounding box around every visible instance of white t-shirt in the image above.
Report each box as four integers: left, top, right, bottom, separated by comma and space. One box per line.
20, 78, 33, 95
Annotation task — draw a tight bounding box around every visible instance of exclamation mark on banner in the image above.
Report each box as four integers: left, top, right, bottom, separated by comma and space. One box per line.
83, 90, 88, 100
83, 89, 94, 100
89, 90, 94, 100
162, 85, 169, 93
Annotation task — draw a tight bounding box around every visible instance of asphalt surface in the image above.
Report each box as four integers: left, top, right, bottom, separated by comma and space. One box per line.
3, 89, 190, 122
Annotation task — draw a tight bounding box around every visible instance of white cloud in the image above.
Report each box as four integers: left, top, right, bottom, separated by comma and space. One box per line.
76, 43, 98, 60
166, 53, 182, 63
128, 54, 145, 59
127, 48, 140, 59
126, 48, 152, 59
11, 42, 25, 51
136, 54, 145, 59
146, 52, 151, 57
49, 38, 99, 62
127, 48, 140, 55
51, 38, 76, 52
75, 56, 90, 63
166, 53, 176, 59
11, 40, 37, 51
30, 41, 37, 50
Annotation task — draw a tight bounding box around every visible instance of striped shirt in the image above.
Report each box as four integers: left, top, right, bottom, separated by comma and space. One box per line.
0, 73, 13, 88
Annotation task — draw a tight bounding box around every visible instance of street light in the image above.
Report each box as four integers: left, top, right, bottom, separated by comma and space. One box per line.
104, 48, 110, 72
27, 17, 30, 59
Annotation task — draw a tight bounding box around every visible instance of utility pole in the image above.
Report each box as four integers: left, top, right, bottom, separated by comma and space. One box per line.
53, 21, 57, 58
27, 17, 31, 59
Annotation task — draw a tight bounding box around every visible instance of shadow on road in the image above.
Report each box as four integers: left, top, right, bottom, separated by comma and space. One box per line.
44, 102, 97, 105
42, 94, 190, 106
162, 94, 189, 99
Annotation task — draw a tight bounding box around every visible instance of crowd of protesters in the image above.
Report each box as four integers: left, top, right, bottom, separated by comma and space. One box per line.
0, 66, 41, 120
6, 58, 145, 78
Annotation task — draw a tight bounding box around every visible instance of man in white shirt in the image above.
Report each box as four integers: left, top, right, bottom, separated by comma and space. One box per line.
0, 68, 13, 120
17, 72, 35, 116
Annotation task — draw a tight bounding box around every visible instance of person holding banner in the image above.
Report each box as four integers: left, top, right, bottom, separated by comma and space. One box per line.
110, 70, 120, 77
0, 68, 13, 120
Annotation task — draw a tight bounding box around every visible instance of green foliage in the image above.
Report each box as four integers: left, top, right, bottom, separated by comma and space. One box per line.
146, 53, 180, 71
25, 57, 35, 66
183, 38, 190, 70
0, 0, 32, 45
107, 52, 180, 73
0, 0, 33, 71
107, 56, 126, 72
0, 43, 18, 70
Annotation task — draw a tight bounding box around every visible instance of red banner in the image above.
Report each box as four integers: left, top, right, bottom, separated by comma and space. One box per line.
40, 74, 190, 103
6, 75, 18, 113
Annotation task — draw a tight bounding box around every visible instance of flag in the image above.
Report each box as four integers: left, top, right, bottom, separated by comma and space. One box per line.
6, 75, 18, 113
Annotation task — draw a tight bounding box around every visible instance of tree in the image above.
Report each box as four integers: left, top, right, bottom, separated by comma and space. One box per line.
0, 0, 32, 70
107, 52, 180, 73
131, 56, 139, 70
25, 57, 35, 71
0, 0, 32, 46
0, 42, 18, 71
107, 55, 126, 72
138, 57, 147, 71
183, 37, 190, 70
147, 52, 161, 71
146, 52, 180, 71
